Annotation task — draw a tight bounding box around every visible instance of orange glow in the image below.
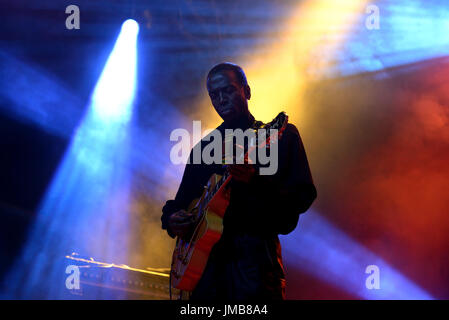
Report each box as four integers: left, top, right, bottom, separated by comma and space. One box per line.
195, 0, 368, 127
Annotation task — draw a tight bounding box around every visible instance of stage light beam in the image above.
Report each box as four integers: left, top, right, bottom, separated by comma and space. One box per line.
0, 19, 140, 299
281, 211, 434, 299
92, 19, 139, 123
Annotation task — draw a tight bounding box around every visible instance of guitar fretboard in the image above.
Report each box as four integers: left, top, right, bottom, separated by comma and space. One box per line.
202, 169, 230, 210
198, 111, 287, 216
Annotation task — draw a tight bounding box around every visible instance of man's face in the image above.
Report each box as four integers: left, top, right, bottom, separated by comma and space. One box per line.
207, 70, 249, 122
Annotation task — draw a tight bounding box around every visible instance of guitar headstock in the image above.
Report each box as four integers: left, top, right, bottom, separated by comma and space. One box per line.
259, 111, 289, 147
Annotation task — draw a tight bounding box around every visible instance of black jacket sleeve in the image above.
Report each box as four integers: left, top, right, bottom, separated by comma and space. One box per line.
161, 158, 197, 238
161, 145, 220, 238
162, 123, 317, 238
245, 123, 317, 235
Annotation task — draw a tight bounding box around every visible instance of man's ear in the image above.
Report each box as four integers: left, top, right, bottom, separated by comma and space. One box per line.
244, 85, 251, 100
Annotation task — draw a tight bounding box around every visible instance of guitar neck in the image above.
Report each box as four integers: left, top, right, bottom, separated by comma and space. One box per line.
201, 111, 288, 212
203, 169, 230, 208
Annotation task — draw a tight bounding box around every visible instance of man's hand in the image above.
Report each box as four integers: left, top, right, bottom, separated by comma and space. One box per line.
168, 210, 196, 239
228, 163, 256, 183
226, 143, 256, 183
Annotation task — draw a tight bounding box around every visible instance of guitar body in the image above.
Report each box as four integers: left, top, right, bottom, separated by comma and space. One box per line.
170, 111, 288, 294
170, 173, 231, 291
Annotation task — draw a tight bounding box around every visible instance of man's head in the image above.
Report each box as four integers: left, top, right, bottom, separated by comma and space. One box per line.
207, 62, 251, 123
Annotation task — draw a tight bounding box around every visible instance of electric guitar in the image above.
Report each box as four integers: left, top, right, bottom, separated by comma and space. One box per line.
170, 111, 288, 292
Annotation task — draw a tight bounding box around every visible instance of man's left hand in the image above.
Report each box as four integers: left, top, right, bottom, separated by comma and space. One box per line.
228, 164, 256, 183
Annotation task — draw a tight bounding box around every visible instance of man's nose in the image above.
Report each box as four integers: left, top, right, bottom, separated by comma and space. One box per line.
219, 92, 226, 103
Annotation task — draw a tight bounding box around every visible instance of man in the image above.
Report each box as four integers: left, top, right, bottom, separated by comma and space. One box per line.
162, 62, 317, 300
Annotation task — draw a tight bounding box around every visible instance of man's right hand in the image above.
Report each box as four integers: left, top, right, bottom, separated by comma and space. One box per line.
168, 210, 197, 239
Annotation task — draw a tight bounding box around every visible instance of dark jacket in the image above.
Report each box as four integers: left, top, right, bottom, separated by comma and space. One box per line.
162, 114, 317, 300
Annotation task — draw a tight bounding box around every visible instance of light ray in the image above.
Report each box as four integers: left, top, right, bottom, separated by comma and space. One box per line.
1, 19, 139, 299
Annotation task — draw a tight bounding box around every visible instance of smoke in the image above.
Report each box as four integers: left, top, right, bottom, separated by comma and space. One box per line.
298, 57, 449, 299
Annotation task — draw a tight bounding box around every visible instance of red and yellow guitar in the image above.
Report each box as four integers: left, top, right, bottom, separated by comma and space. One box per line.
170, 112, 288, 292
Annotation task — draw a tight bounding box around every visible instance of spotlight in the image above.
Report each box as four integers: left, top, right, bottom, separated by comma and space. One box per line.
92, 19, 139, 123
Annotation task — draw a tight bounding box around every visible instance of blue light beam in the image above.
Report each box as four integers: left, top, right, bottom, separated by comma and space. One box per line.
309, 0, 449, 78
92, 19, 139, 123
1, 20, 139, 299
281, 211, 434, 299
